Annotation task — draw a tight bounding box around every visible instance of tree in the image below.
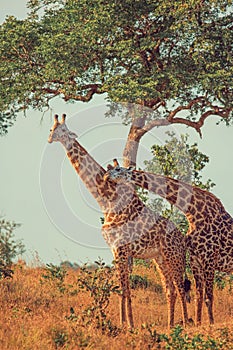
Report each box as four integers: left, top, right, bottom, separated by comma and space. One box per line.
0, 219, 25, 266
139, 132, 215, 234
144, 132, 215, 189
0, 0, 232, 165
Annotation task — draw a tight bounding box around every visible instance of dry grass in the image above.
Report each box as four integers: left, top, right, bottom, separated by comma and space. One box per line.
0, 261, 232, 349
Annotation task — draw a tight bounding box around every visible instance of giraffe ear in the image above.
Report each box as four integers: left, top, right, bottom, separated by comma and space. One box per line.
69, 131, 77, 139
107, 164, 114, 170
113, 158, 119, 167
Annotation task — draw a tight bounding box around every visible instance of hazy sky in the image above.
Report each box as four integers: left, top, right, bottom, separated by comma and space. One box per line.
1, 1, 233, 265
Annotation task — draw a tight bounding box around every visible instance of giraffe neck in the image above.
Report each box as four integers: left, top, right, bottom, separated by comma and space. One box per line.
60, 137, 141, 218
132, 170, 194, 214
131, 170, 231, 236
61, 137, 108, 209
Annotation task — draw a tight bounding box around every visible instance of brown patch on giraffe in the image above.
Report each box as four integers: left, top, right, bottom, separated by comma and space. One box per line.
74, 148, 80, 154
167, 180, 179, 192
166, 192, 178, 203
67, 151, 73, 158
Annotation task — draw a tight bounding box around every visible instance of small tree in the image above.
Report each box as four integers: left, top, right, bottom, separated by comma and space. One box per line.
141, 133, 215, 234
0, 218, 25, 266
145, 132, 215, 189
76, 258, 120, 334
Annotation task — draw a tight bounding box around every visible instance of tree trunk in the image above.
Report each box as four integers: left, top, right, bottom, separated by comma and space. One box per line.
122, 113, 169, 167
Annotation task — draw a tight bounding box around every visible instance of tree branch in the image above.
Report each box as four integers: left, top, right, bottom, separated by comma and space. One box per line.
125, 98, 231, 155
41, 83, 104, 103
167, 98, 231, 137
166, 97, 206, 122
63, 84, 103, 102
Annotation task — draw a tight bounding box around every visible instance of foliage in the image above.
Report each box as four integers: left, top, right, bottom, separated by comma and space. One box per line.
41, 263, 67, 293
141, 133, 215, 234
130, 273, 163, 294
130, 274, 151, 290
133, 258, 151, 268
75, 258, 120, 335
0, 0, 232, 134
214, 271, 233, 291
159, 325, 226, 349
0, 261, 14, 279
145, 132, 215, 188
130, 260, 163, 292
140, 324, 228, 349
52, 328, 69, 349
0, 219, 25, 268
60, 260, 79, 270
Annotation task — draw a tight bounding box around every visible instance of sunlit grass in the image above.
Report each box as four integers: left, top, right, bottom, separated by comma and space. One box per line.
0, 260, 232, 349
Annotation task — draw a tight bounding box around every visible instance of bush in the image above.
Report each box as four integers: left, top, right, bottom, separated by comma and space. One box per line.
41, 263, 67, 294
74, 258, 120, 335
0, 219, 25, 266
0, 218, 25, 280
142, 325, 227, 349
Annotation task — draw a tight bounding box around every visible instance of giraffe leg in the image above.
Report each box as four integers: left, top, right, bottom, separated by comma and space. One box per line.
204, 272, 215, 324
120, 266, 134, 328
179, 290, 189, 327
196, 282, 204, 325
120, 289, 127, 325
193, 270, 204, 325
168, 284, 177, 328
172, 272, 189, 327
114, 249, 134, 329
165, 249, 189, 327
153, 261, 177, 329
189, 255, 205, 325
126, 290, 134, 328
119, 276, 134, 328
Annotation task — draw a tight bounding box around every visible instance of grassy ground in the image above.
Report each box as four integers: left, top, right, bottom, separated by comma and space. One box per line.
0, 261, 232, 349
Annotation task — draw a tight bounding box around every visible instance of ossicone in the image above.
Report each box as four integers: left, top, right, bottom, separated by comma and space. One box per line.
53, 113, 67, 124
61, 114, 66, 124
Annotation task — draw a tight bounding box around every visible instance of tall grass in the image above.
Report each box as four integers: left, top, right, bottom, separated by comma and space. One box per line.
0, 260, 232, 349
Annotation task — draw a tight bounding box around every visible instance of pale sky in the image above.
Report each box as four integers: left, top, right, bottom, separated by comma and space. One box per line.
0, 1, 233, 265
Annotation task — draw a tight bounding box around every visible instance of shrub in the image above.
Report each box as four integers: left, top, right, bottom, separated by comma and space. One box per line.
74, 258, 120, 335
41, 263, 67, 294
0, 219, 25, 267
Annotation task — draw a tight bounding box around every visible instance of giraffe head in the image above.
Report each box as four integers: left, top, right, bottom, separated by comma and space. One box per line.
104, 159, 135, 183
48, 114, 77, 144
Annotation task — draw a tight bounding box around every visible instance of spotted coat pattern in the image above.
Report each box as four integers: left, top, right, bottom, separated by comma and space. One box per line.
104, 163, 233, 325
48, 115, 189, 329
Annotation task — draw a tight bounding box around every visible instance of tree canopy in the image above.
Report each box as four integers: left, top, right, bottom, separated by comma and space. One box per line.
0, 0, 232, 162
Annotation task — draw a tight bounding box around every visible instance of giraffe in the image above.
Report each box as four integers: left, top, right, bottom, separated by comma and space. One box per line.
48, 114, 190, 329
104, 160, 233, 325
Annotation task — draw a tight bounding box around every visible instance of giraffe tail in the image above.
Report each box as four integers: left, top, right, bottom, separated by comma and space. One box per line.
184, 277, 191, 303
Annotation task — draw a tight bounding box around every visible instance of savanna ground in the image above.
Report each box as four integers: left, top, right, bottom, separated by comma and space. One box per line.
0, 260, 232, 350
